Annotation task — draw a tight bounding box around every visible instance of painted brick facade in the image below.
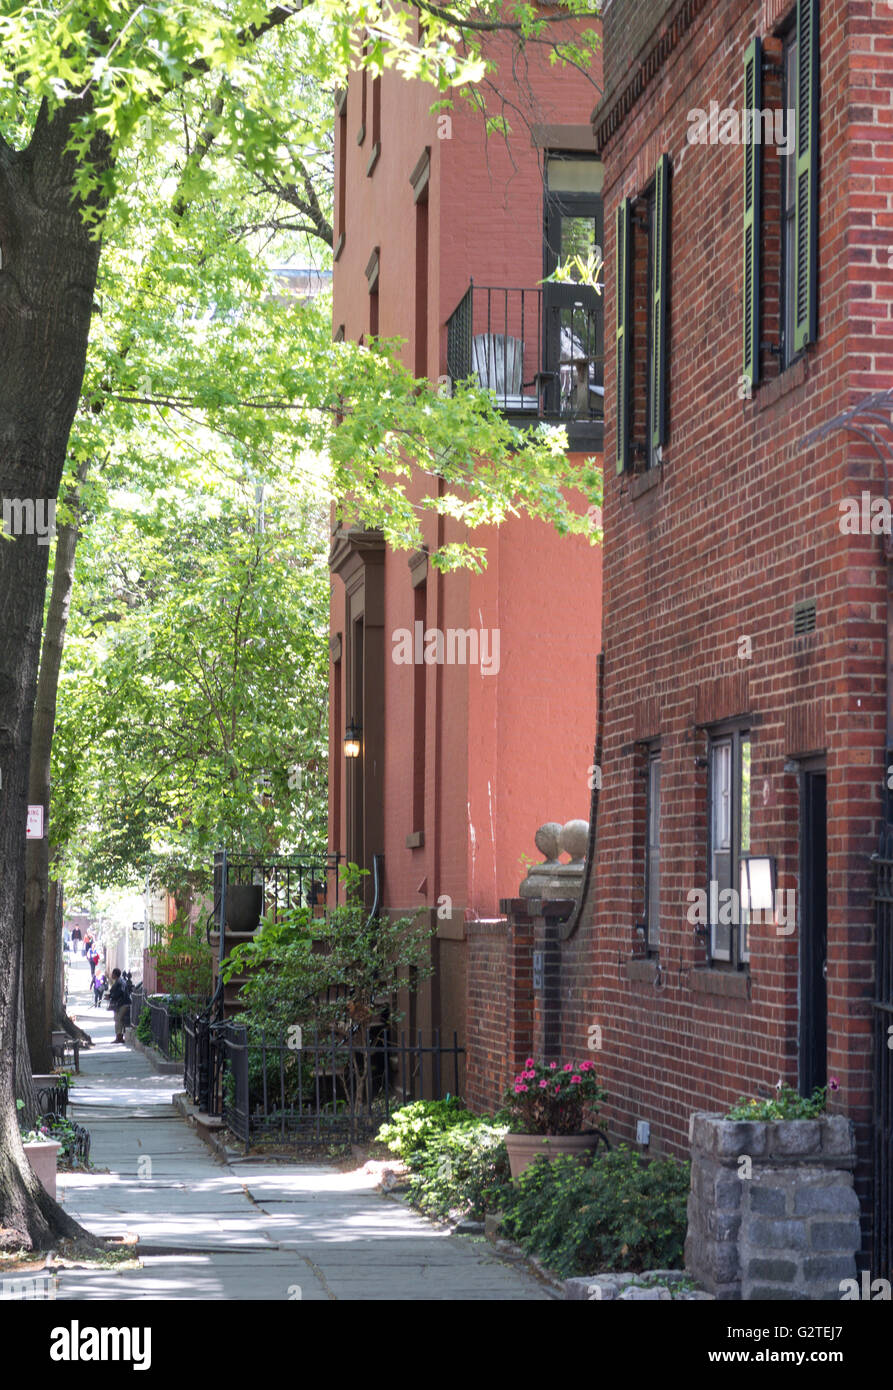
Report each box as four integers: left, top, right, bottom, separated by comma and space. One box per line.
330, 28, 604, 1046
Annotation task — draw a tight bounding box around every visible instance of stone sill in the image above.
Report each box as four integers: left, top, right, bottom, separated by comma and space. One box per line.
691, 968, 749, 999
629, 463, 662, 500
750, 354, 808, 413
624, 956, 659, 982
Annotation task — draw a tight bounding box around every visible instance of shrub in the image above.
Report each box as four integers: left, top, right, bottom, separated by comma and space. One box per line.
136, 1007, 153, 1045
406, 1117, 512, 1220
725, 1080, 837, 1121
375, 1097, 469, 1160
498, 1146, 690, 1277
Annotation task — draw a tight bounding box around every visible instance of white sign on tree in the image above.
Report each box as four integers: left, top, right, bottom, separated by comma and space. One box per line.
26, 804, 44, 839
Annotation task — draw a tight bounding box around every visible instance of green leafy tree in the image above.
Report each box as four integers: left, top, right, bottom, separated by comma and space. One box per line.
0, 0, 600, 1251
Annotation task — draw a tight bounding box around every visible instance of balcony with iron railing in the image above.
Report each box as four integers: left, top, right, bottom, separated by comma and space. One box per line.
446, 281, 604, 450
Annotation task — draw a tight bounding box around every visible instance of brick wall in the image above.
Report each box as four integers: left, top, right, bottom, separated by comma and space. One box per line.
465, 910, 535, 1113
561, 0, 893, 1262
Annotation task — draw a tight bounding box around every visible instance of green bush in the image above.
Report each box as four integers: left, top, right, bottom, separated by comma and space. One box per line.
726, 1082, 831, 1121
498, 1146, 690, 1277
375, 1097, 469, 1160
406, 1117, 512, 1220
135, 1007, 153, 1045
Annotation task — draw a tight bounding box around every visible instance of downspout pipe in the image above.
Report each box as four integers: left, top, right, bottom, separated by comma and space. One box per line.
561, 651, 604, 941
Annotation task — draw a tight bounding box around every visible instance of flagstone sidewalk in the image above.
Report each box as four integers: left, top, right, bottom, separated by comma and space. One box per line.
53, 964, 551, 1301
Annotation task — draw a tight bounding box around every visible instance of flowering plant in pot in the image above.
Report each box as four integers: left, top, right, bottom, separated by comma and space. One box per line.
503, 1058, 607, 1178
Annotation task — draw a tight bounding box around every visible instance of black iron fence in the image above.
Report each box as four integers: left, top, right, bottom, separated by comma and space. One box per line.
184, 1018, 465, 1149
446, 281, 603, 427
132, 988, 191, 1063
212, 850, 344, 936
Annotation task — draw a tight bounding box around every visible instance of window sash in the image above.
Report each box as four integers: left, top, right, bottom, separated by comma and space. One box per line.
646, 754, 661, 949
708, 733, 750, 965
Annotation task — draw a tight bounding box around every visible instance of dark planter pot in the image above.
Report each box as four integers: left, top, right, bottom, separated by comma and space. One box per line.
225, 884, 263, 933
505, 1131, 602, 1179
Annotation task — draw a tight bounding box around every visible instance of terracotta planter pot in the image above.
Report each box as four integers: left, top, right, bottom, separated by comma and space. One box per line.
23, 1139, 62, 1200
506, 1131, 602, 1179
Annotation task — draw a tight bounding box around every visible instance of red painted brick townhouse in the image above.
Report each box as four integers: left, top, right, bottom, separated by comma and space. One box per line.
328, 22, 604, 1051
544, 0, 893, 1271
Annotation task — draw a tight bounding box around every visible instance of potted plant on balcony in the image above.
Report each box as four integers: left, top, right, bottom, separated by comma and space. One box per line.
503, 1058, 607, 1179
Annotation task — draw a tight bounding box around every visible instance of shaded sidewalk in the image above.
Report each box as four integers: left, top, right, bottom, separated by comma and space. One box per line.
55, 974, 551, 1301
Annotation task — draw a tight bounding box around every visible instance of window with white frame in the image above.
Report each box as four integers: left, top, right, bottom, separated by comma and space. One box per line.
708, 730, 751, 965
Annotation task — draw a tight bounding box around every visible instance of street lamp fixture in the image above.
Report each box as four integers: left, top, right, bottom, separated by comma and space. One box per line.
344, 719, 362, 760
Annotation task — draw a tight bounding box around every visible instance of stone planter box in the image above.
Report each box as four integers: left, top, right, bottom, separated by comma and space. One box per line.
505, 1131, 601, 1179
685, 1112, 859, 1301
23, 1139, 62, 1201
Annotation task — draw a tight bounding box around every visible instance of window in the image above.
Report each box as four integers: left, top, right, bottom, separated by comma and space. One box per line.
542, 155, 604, 423
615, 153, 669, 475
781, 28, 798, 366
708, 730, 751, 965
741, 0, 818, 388
645, 750, 661, 951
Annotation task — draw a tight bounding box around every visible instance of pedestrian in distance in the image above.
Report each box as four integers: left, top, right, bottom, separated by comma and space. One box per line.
93, 972, 105, 1008
107, 968, 131, 1043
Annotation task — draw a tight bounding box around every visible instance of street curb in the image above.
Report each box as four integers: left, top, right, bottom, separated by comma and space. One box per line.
172, 1092, 238, 1163
128, 1033, 184, 1075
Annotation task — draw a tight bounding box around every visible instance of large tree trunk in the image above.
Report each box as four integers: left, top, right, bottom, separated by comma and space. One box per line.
0, 102, 108, 1250
14, 957, 38, 1128
24, 461, 89, 1071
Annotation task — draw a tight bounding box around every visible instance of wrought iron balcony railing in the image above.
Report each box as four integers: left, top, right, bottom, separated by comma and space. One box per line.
446, 282, 604, 437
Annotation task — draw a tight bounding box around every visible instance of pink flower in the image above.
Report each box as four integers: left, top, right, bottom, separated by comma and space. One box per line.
554, 1085, 561, 1094
570, 1075, 581, 1084
539, 1080, 549, 1089
829, 1076, 840, 1091
515, 1084, 529, 1093
563, 1063, 573, 1072
525, 1058, 535, 1069
549, 1062, 558, 1070
580, 1061, 593, 1072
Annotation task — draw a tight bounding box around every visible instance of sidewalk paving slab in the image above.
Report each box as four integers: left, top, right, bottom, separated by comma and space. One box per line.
54, 971, 552, 1301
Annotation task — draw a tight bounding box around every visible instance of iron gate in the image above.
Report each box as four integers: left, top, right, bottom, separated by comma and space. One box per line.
873, 825, 893, 1281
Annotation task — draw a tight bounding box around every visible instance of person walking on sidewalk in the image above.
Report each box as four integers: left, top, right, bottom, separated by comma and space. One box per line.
108, 969, 131, 1043
93, 971, 106, 1008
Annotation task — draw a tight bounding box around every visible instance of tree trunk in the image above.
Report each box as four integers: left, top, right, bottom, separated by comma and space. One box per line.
0, 103, 108, 1250
24, 461, 89, 1071
14, 957, 37, 1128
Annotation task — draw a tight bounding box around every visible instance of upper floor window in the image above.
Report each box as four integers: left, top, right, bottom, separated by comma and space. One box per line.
741, 0, 819, 390
542, 155, 604, 423
615, 153, 669, 476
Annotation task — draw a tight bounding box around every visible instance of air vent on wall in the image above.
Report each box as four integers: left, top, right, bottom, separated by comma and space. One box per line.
793, 599, 817, 635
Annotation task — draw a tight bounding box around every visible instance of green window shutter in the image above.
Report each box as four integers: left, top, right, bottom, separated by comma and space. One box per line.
793, 0, 819, 355
742, 37, 762, 389
615, 198, 631, 475
650, 154, 670, 453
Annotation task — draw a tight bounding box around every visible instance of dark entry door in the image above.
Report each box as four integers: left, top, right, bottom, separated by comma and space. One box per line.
799, 770, 827, 1095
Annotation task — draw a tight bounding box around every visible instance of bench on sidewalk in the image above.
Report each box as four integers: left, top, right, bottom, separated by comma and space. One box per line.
51, 1030, 81, 1074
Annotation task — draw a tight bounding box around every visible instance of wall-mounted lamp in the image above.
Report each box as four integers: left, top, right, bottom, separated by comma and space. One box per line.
740, 855, 776, 916
344, 719, 362, 759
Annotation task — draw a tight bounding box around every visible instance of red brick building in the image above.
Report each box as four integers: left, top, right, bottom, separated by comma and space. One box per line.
328, 28, 604, 1048
544, 0, 891, 1268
